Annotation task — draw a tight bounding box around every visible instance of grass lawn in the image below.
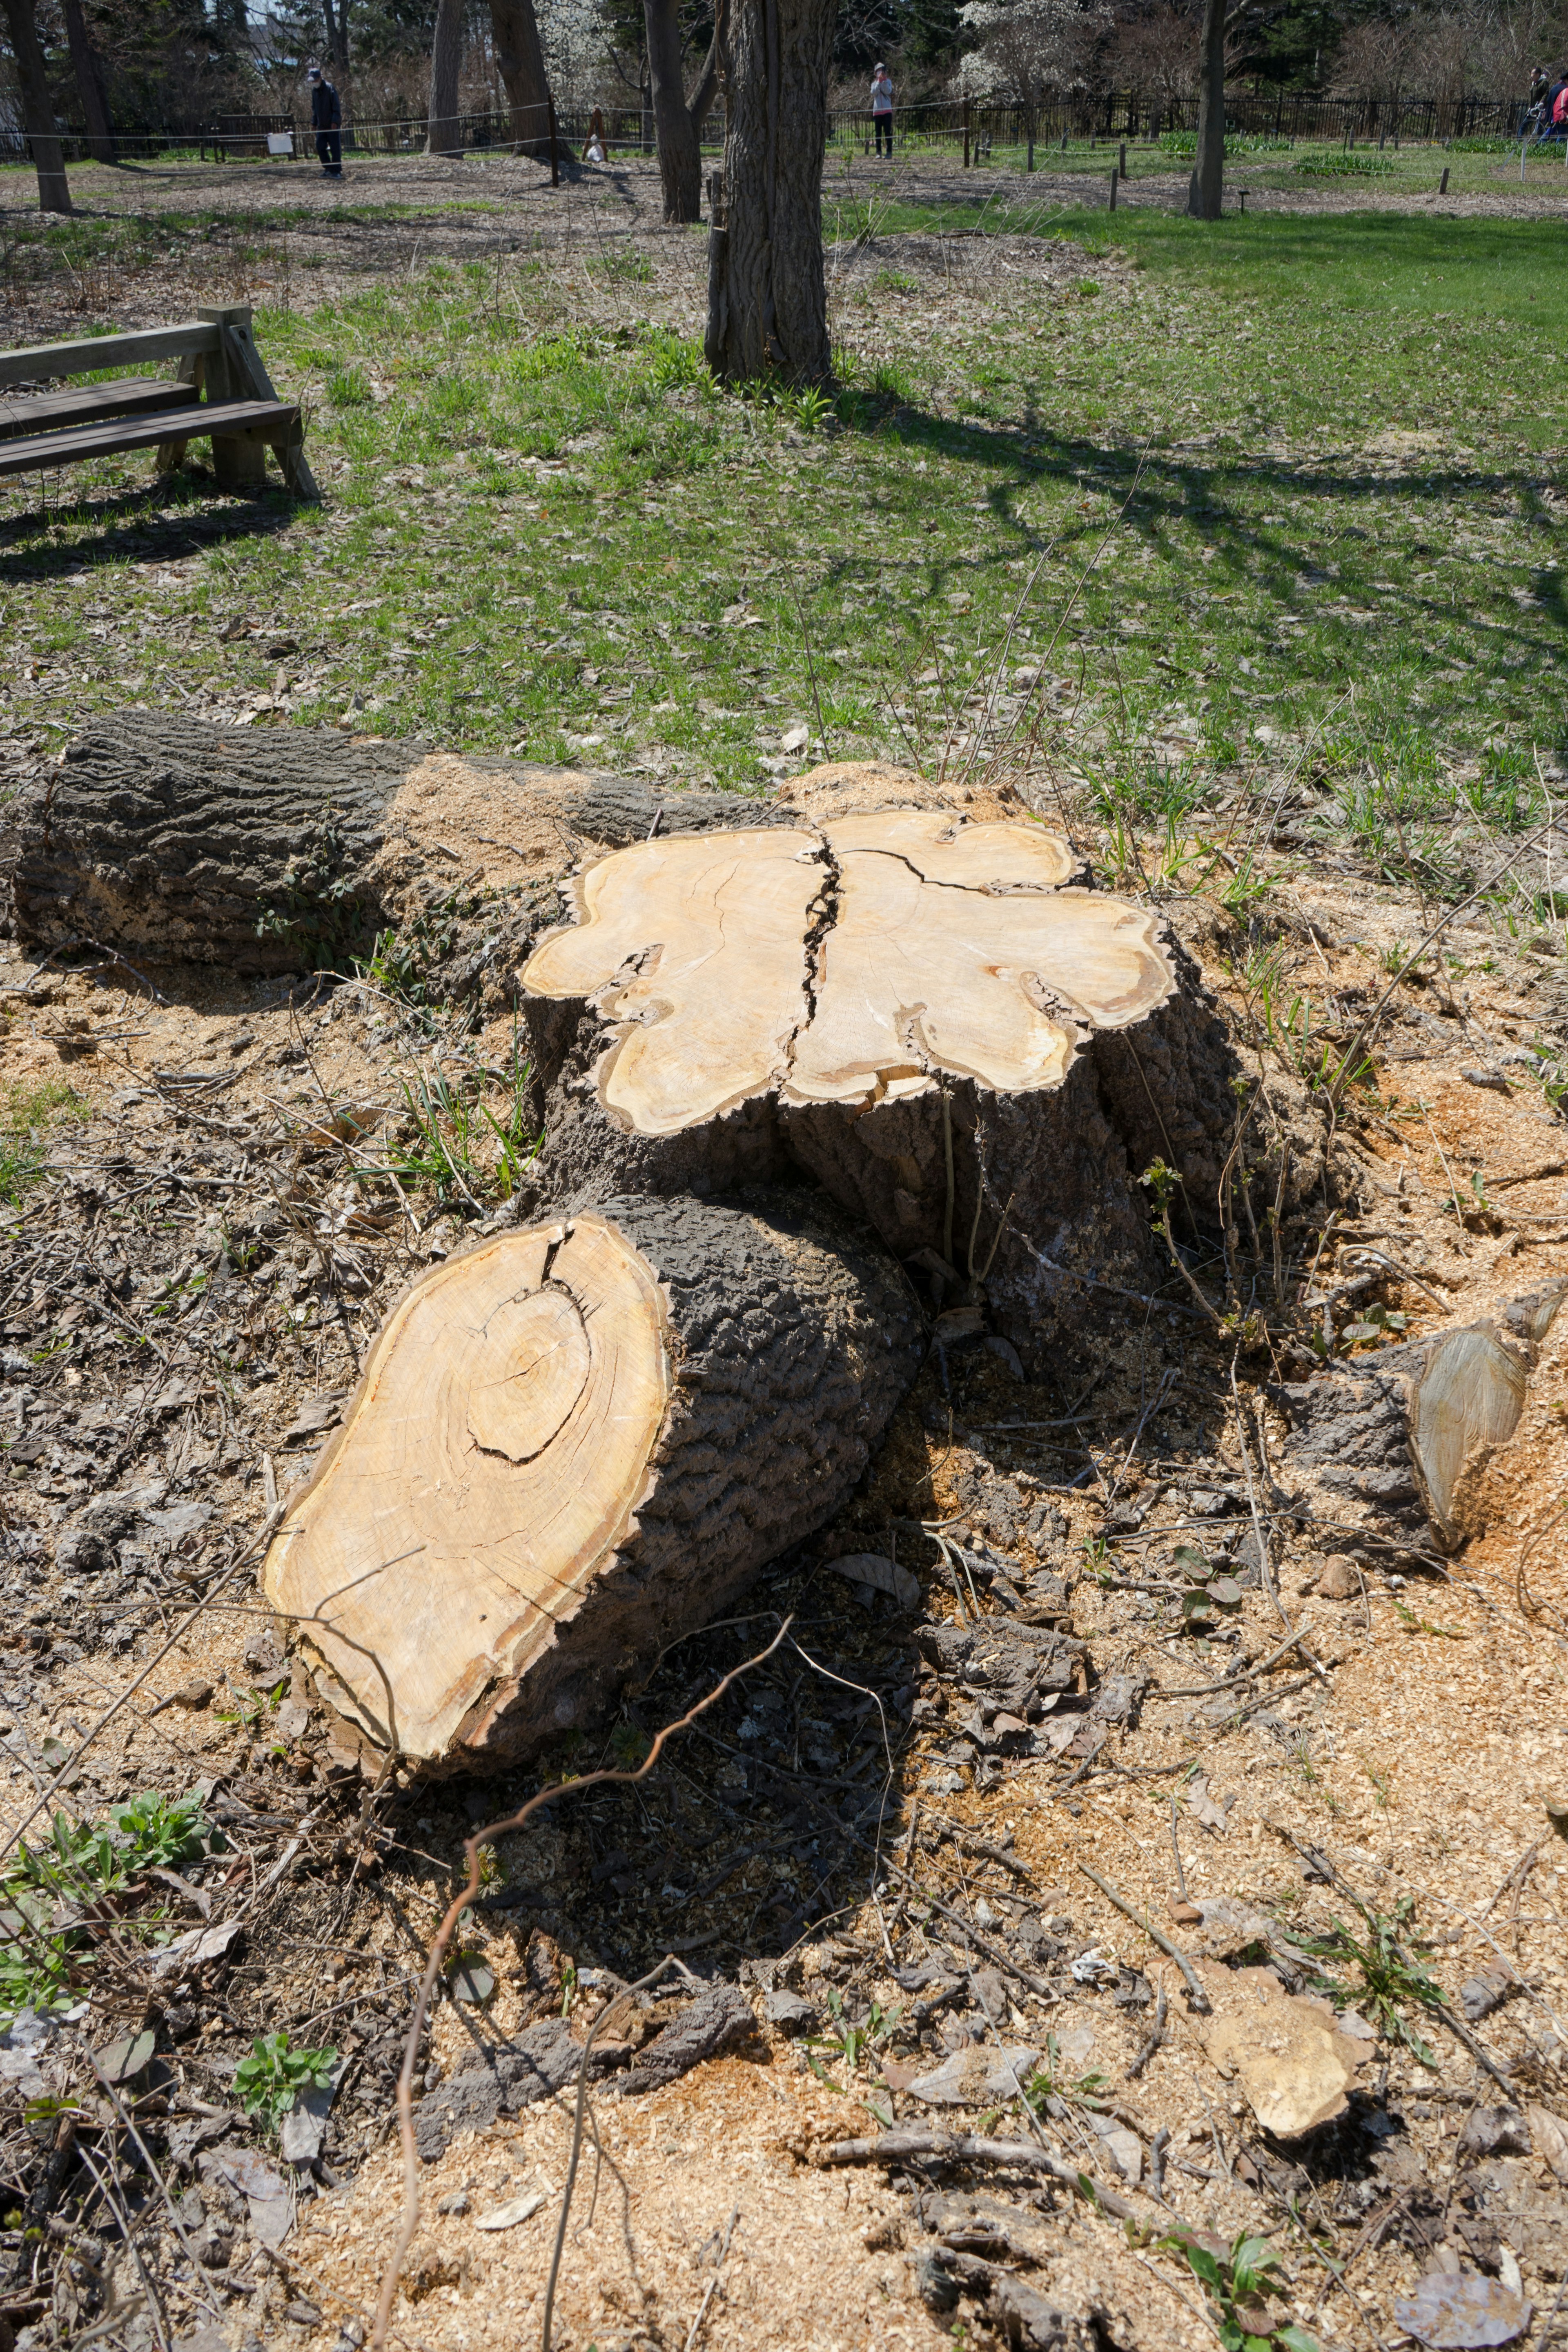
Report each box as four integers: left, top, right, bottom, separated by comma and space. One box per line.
2, 183, 1564, 931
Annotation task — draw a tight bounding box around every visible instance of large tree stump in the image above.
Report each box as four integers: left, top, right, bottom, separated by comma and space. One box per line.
262, 1191, 921, 1768
518, 811, 1240, 1364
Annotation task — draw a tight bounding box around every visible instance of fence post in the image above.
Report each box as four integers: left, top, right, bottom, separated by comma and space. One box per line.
963, 98, 970, 167
548, 96, 559, 185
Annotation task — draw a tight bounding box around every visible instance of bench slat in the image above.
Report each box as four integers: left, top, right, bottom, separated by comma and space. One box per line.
0, 378, 198, 443
0, 398, 299, 479
0, 323, 222, 394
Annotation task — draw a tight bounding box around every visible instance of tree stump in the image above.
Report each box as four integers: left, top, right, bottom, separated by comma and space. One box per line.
262, 1191, 922, 1768
519, 810, 1240, 1365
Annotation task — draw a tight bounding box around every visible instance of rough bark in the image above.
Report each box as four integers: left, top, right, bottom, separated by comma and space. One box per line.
644, 0, 717, 222
1187, 0, 1225, 220
490, 0, 563, 160
704, 0, 834, 383
2, 712, 789, 978
61, 0, 113, 163
263, 1191, 922, 1769
2, 0, 74, 213
1272, 1314, 1537, 1552
517, 813, 1243, 1365
426, 0, 464, 153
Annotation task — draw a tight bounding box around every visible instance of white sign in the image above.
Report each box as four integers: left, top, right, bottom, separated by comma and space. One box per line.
267, 131, 294, 156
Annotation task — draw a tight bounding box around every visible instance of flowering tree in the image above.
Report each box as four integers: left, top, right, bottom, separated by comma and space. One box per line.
953, 0, 1108, 168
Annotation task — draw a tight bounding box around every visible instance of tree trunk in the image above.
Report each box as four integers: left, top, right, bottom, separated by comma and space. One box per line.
1187, 0, 1225, 219
8, 712, 788, 977
61, 0, 113, 163
704, 0, 834, 384
644, 0, 719, 223
264, 1192, 922, 1767
427, 0, 464, 153
321, 0, 353, 129
2, 0, 74, 213
490, 0, 561, 159
519, 807, 1248, 1367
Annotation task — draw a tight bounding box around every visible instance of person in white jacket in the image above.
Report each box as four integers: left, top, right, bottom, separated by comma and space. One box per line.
871, 64, 893, 157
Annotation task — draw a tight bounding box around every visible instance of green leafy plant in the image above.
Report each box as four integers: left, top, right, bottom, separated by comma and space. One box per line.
109, 1789, 209, 1873
1160, 2227, 1319, 2352
1339, 1301, 1408, 1348
1021, 2031, 1111, 2115
1279, 1889, 1444, 2066
803, 1989, 902, 2088
234, 2032, 338, 2131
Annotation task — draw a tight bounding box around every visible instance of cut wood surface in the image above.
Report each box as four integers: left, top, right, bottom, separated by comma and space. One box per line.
521, 812, 1238, 1363
263, 1191, 921, 1767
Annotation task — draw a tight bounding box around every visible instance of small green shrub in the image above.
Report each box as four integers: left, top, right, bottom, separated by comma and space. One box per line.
1295, 152, 1396, 177
235, 2032, 339, 2131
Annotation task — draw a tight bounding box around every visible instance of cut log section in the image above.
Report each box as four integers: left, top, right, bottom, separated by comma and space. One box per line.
5, 711, 791, 976
520, 813, 1241, 1361
261, 1191, 922, 1768
1272, 1314, 1535, 1552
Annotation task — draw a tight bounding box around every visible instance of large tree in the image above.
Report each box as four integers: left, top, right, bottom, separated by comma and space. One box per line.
2, 0, 74, 212
704, 0, 835, 385
491, 0, 562, 157
644, 0, 718, 220
953, 0, 1107, 171
426, 0, 463, 148
1187, 0, 1225, 217
62, 0, 114, 161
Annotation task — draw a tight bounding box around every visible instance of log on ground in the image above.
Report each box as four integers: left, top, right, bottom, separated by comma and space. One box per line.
518, 809, 1243, 1361
261, 1189, 922, 1769
4, 710, 788, 976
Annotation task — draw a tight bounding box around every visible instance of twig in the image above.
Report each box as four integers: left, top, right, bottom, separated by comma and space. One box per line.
815, 2128, 1136, 2218
371, 1620, 795, 2352
682, 2205, 740, 2352
1076, 1863, 1211, 2013
1126, 1983, 1168, 2081
1229, 1358, 1291, 1635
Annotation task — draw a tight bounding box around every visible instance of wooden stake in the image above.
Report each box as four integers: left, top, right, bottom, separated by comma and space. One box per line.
1439, 165, 1449, 192
1108, 165, 1117, 209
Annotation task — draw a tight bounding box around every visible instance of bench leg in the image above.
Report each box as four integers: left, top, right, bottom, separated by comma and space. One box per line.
210, 429, 269, 494
153, 435, 191, 483
269, 421, 320, 501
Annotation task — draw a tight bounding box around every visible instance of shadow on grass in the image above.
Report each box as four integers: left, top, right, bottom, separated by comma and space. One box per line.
0, 477, 305, 583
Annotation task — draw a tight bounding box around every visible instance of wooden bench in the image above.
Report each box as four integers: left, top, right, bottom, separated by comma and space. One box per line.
0, 304, 317, 500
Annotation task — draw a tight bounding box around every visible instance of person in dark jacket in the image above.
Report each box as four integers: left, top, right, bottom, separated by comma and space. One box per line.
307, 65, 342, 177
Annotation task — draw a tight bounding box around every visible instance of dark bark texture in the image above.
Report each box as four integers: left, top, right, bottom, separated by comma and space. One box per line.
644, 0, 717, 221
426, 0, 465, 152
430, 1189, 923, 1766
1187, 0, 1226, 220
61, 0, 113, 162
2, 713, 788, 977
704, 0, 834, 382
2, 0, 73, 213
490, 0, 562, 158
519, 960, 1243, 1369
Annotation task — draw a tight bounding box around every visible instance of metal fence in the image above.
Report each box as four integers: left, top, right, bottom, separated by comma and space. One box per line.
0, 85, 1528, 170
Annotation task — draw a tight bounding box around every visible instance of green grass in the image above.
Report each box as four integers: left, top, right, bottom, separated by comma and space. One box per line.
1, 204, 1564, 929
0, 1083, 89, 1205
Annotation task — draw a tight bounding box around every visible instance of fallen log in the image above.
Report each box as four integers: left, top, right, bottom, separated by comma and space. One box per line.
4, 710, 785, 976
262, 1189, 922, 1768
519, 808, 1243, 1361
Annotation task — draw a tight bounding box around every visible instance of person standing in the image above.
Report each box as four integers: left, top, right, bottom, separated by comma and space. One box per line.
871, 62, 893, 158
308, 64, 342, 178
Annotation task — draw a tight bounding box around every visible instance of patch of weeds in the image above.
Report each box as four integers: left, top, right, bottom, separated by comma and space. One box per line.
235, 2031, 338, 2132
1279, 1887, 1445, 2066
1339, 1301, 1407, 1349
1153, 2226, 1319, 2352
382, 1046, 540, 1208
803, 1989, 902, 2091
0, 1788, 216, 2022
1295, 153, 1395, 177
0, 1082, 87, 1205
325, 362, 374, 406
1021, 2031, 1110, 2114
